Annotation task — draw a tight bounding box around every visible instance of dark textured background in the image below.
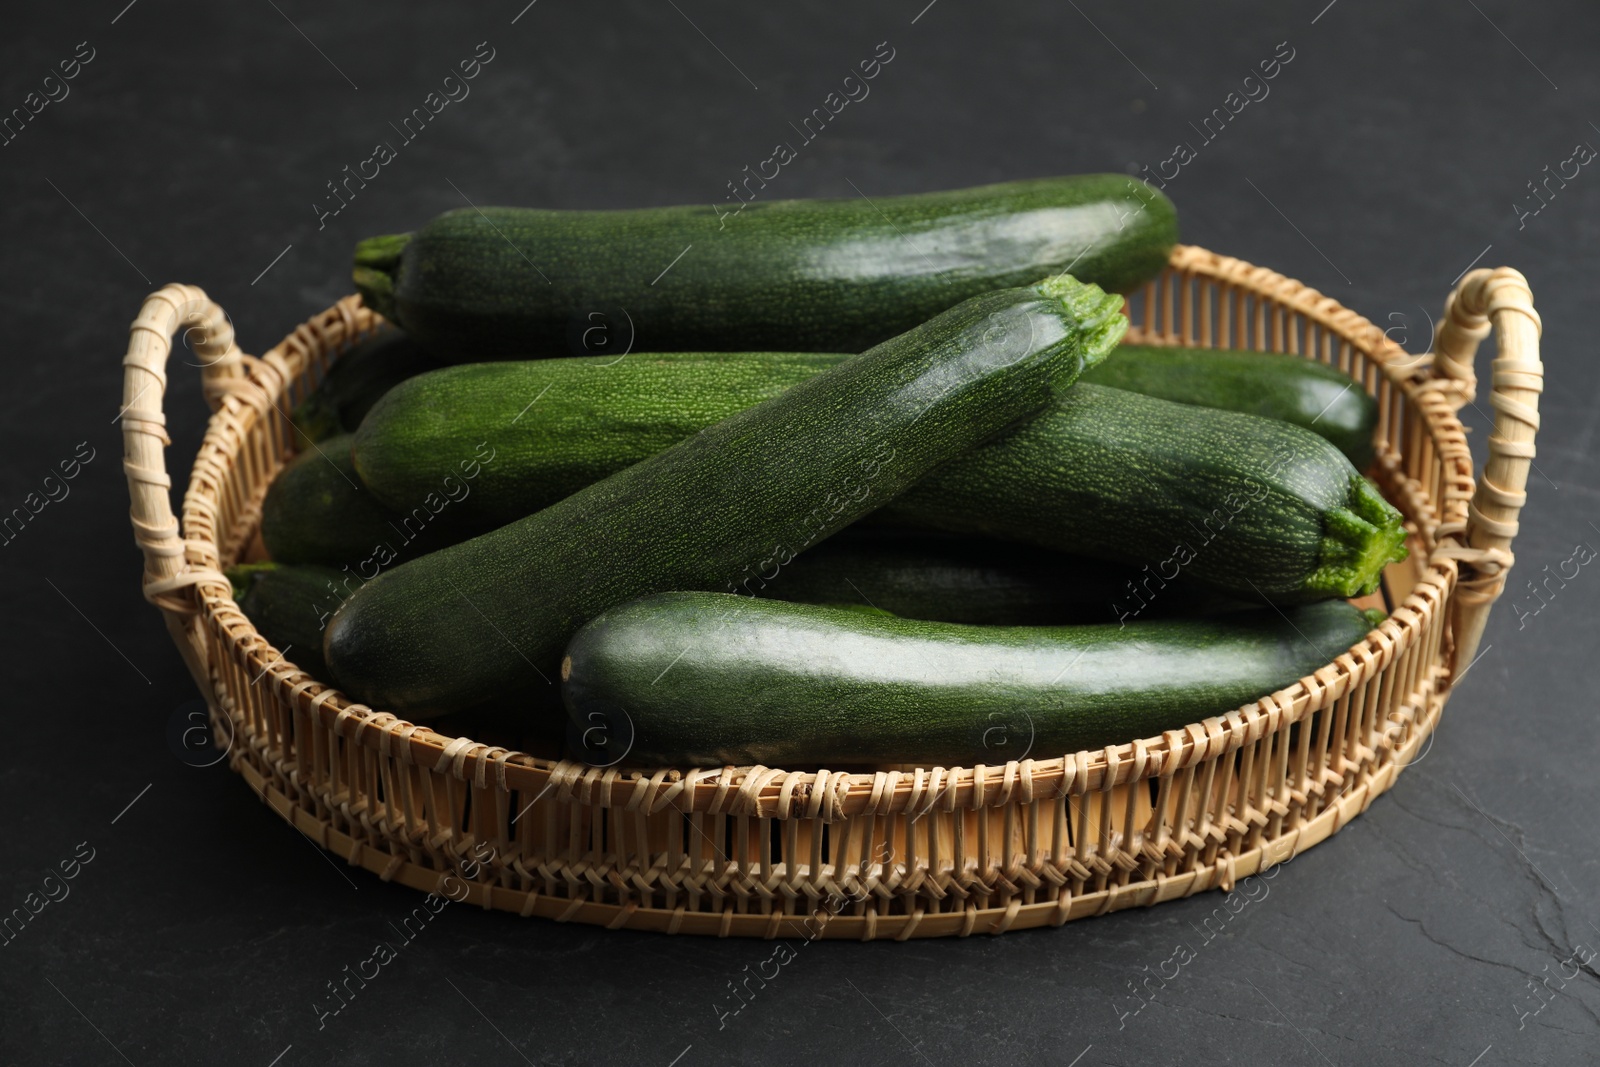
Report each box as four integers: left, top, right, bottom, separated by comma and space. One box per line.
3, 1, 1597, 1064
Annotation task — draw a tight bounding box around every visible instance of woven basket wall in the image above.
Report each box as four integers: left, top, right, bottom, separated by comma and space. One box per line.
119, 245, 1543, 938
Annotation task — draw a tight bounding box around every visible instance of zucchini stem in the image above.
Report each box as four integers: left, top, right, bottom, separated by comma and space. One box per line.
1306, 475, 1409, 598
224, 561, 279, 601
1031, 273, 1128, 377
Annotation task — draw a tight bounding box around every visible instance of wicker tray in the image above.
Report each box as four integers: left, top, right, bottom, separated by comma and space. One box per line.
120, 246, 1543, 939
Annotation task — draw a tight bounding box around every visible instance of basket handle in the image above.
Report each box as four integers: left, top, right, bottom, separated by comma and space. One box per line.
121, 284, 246, 616
1427, 267, 1543, 672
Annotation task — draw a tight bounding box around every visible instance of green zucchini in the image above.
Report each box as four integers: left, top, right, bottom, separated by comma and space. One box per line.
227, 562, 566, 740
324, 275, 1128, 715
291, 328, 446, 445
351, 343, 1373, 533
766, 530, 1240, 625
320, 371, 1400, 606
255, 521, 1226, 631
228, 562, 351, 680
353, 352, 843, 526
879, 383, 1406, 602
260, 435, 481, 568
354, 175, 1173, 358
560, 592, 1386, 768
1083, 344, 1377, 467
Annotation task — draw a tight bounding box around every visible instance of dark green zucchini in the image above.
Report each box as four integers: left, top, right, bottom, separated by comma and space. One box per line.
307, 375, 1402, 605
228, 562, 566, 739
324, 275, 1128, 715
228, 562, 352, 680
291, 329, 447, 445
260, 434, 482, 568
256, 518, 1228, 632
766, 530, 1240, 625
349, 342, 1374, 539
560, 592, 1386, 768
1083, 344, 1377, 467
354, 175, 1173, 358
879, 384, 1406, 602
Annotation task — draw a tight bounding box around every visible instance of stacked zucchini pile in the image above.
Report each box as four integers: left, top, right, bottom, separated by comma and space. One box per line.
235, 176, 1406, 768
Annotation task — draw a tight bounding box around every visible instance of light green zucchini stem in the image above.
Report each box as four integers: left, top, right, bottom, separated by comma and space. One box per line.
1031, 273, 1128, 378
1305, 475, 1409, 598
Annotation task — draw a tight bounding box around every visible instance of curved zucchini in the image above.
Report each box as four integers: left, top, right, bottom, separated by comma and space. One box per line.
324, 276, 1128, 715
879, 384, 1406, 602
1083, 344, 1377, 467
560, 592, 1385, 768
354, 175, 1173, 357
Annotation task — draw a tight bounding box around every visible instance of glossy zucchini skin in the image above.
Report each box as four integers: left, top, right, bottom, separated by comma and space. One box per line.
291, 329, 447, 445
323, 277, 1127, 715
1083, 344, 1377, 468
353, 175, 1174, 358
560, 593, 1385, 768
879, 383, 1407, 602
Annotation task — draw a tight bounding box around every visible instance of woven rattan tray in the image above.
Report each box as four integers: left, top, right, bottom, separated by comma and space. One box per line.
120, 246, 1543, 938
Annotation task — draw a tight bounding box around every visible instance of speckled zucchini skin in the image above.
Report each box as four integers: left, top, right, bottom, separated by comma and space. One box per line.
349, 342, 1373, 535
1083, 344, 1377, 467
353, 352, 843, 525
879, 383, 1406, 602
324, 277, 1127, 715
291, 369, 1400, 602
560, 593, 1384, 768
353, 175, 1174, 358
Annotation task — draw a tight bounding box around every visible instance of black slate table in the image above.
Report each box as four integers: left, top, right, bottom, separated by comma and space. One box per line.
3, 1, 1596, 1064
